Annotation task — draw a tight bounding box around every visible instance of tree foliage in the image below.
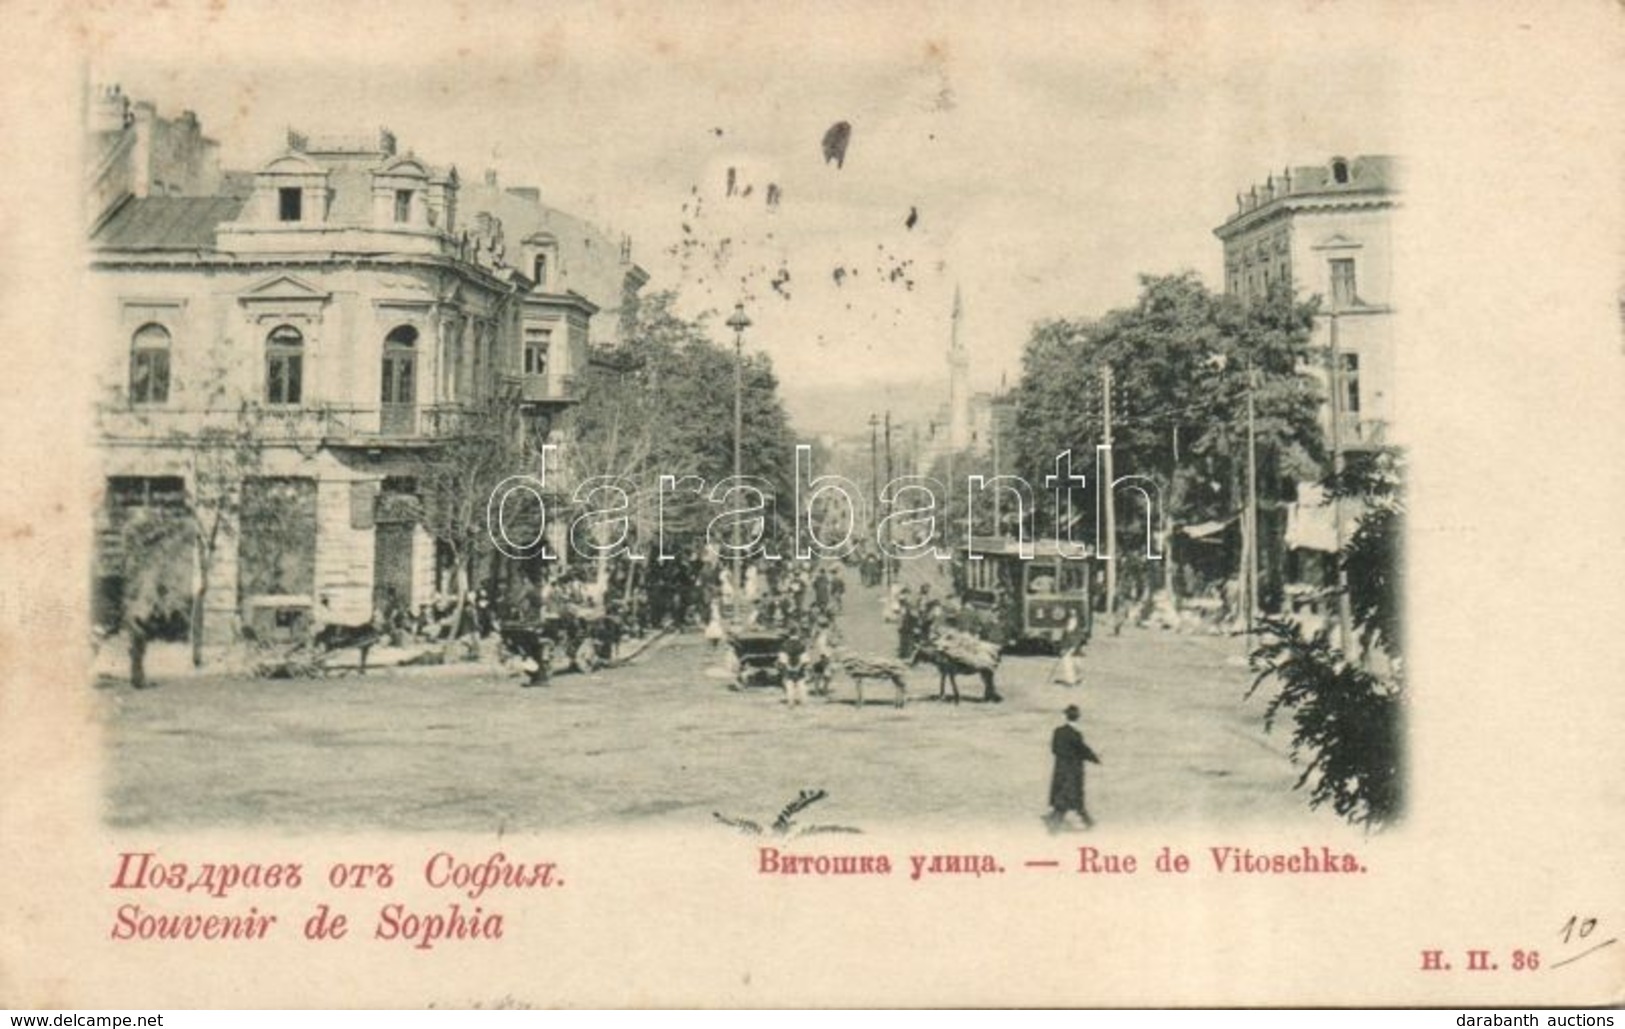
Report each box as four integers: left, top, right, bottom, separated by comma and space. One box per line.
108, 504, 193, 688
1009, 274, 1324, 598
105, 345, 307, 666
570, 291, 798, 544
415, 396, 541, 630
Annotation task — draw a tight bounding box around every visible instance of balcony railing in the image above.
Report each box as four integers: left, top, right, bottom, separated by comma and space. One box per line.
96, 402, 479, 447
500, 373, 578, 406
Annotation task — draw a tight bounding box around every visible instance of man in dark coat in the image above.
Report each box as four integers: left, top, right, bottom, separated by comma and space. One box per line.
1046, 705, 1101, 831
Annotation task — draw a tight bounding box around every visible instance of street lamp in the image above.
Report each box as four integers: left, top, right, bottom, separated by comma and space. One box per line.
726, 302, 752, 625
883, 410, 894, 589
1325, 306, 1355, 657
1208, 352, 1260, 635
869, 413, 880, 545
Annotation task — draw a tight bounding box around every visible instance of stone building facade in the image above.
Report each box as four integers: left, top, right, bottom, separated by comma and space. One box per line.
1214, 154, 1399, 448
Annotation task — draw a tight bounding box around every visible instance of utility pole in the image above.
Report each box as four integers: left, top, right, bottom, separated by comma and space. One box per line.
1245, 358, 1260, 634
869, 413, 880, 579
1102, 364, 1116, 622
883, 410, 894, 589
1327, 309, 1355, 656
726, 303, 751, 626
991, 407, 1002, 536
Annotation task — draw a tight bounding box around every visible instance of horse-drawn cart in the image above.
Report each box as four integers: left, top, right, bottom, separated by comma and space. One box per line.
500, 609, 622, 686
728, 629, 786, 690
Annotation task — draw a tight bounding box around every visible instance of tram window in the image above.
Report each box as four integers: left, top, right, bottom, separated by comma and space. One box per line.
1027, 567, 1057, 593
1060, 563, 1089, 591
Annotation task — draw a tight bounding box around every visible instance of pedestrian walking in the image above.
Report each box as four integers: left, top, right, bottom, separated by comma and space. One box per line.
1052, 609, 1086, 686
1045, 704, 1101, 831
779, 630, 811, 708
704, 600, 725, 649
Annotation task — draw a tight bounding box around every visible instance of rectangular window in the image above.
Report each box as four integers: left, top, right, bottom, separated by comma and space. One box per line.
278, 187, 302, 222
1060, 562, 1089, 592
524, 326, 551, 377
107, 476, 187, 516
532, 254, 548, 288
1329, 258, 1357, 308
394, 189, 413, 223
129, 349, 170, 404
267, 352, 302, 405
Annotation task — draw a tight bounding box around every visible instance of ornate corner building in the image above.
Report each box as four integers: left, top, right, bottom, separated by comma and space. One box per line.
88, 87, 646, 648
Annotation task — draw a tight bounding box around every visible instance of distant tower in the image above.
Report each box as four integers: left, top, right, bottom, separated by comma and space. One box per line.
947, 284, 970, 451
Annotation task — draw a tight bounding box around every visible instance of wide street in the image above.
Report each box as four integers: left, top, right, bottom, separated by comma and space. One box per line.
99, 566, 1329, 835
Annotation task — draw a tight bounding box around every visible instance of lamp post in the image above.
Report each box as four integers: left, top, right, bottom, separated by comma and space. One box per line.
1245, 356, 1259, 634
1209, 352, 1259, 634
1326, 307, 1355, 657
883, 410, 894, 589
869, 413, 880, 584
726, 302, 751, 625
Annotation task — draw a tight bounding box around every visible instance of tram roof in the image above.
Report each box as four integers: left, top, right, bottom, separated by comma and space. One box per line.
957, 536, 1093, 560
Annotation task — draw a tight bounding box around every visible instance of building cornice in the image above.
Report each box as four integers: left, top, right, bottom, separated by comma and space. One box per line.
1214, 193, 1398, 241
88, 250, 522, 295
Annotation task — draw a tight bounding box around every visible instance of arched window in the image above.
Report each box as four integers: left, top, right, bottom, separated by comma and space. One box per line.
382, 325, 417, 404
129, 323, 171, 404
265, 324, 303, 405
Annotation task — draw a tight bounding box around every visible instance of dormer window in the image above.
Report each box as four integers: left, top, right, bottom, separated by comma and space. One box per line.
394, 190, 413, 224
278, 187, 303, 222
1331, 158, 1350, 185
532, 254, 548, 288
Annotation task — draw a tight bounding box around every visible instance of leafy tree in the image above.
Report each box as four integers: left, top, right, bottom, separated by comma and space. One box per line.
416, 397, 540, 635
1248, 451, 1405, 829
103, 347, 307, 666
106, 505, 192, 688
1008, 273, 1324, 607
570, 291, 798, 554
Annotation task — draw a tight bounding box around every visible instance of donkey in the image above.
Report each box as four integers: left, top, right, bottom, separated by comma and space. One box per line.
836, 655, 909, 709
911, 642, 1003, 705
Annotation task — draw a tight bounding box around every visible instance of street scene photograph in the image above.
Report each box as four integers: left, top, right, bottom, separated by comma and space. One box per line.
87, 29, 1405, 838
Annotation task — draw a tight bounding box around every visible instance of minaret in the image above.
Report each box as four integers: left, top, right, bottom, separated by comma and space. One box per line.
947, 284, 970, 451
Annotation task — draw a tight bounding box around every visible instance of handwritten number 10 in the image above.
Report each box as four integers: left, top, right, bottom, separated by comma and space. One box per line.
1560, 915, 1597, 943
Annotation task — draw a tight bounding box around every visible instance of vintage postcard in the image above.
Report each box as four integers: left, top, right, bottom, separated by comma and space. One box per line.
0, 0, 1621, 1010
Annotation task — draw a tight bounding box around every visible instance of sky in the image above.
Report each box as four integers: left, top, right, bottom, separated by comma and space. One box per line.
100, 3, 1400, 437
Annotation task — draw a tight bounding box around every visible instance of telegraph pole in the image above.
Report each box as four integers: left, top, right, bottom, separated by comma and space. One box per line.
991, 407, 1002, 536
1245, 359, 1260, 634
883, 410, 894, 589
726, 303, 751, 626
1102, 364, 1116, 621
869, 413, 880, 579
